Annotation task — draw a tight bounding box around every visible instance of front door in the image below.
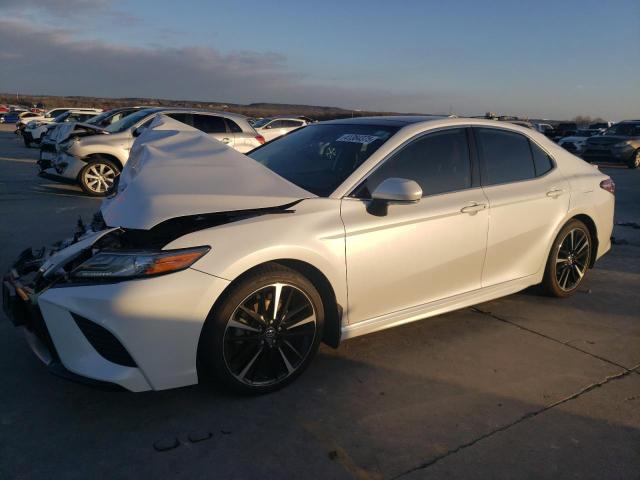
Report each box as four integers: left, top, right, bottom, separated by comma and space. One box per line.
341, 127, 489, 324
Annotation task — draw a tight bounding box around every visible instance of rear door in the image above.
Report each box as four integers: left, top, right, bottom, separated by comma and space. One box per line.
474, 127, 570, 286
191, 114, 232, 147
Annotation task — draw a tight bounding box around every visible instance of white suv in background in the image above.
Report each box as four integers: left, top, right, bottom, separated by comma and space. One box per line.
50, 108, 265, 196
253, 117, 310, 142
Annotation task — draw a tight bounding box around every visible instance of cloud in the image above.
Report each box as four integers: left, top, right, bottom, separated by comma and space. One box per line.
0, 0, 138, 24
0, 20, 442, 113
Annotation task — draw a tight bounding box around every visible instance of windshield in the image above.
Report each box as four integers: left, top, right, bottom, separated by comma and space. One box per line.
252, 118, 272, 128
604, 123, 640, 137
85, 111, 111, 125
105, 109, 157, 133
248, 123, 399, 196
53, 111, 71, 122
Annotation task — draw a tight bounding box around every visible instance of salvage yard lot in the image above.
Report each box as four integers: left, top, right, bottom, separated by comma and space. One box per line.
0, 124, 639, 479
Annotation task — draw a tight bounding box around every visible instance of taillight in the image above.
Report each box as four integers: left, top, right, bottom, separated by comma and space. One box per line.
256, 135, 265, 145
600, 178, 615, 194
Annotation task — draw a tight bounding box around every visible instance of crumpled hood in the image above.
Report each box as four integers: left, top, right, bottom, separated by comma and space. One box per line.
101, 115, 315, 230
52, 122, 105, 144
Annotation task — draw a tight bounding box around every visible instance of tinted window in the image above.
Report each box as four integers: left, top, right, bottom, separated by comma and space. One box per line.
192, 114, 226, 133
268, 120, 284, 128
105, 109, 159, 133
225, 119, 243, 133
531, 142, 553, 176
167, 113, 193, 126
360, 128, 471, 198
249, 124, 398, 196
476, 128, 535, 185
282, 120, 303, 128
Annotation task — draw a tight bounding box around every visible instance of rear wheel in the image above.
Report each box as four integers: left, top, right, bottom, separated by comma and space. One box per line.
199, 264, 324, 394
79, 157, 120, 197
628, 149, 640, 169
541, 219, 592, 297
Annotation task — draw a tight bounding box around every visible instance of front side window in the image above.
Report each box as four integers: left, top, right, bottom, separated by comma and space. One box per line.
225, 119, 242, 133
167, 113, 193, 126
249, 123, 398, 196
357, 128, 471, 198
475, 128, 536, 185
192, 114, 226, 134
282, 120, 304, 128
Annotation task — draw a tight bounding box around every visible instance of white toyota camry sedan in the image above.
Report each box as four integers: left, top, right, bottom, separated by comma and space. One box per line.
3, 115, 615, 394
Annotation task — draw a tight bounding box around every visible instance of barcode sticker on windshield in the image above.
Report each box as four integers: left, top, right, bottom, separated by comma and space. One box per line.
336, 134, 379, 145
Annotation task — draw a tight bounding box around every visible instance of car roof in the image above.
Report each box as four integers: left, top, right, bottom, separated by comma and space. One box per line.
136, 107, 248, 120
321, 115, 448, 126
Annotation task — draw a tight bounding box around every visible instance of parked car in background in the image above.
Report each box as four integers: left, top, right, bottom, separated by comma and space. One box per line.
533, 123, 554, 135
252, 116, 309, 142
23, 110, 100, 147
551, 122, 578, 141
14, 112, 42, 130
588, 122, 613, 132
582, 120, 640, 168
557, 129, 600, 155
38, 107, 144, 171
0, 110, 29, 124
2, 115, 614, 394
49, 108, 264, 195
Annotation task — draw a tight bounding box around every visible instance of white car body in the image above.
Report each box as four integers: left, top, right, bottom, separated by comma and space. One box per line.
24, 108, 103, 142
253, 117, 309, 142
5, 115, 614, 392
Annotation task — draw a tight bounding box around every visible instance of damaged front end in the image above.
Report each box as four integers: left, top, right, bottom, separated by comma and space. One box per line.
2, 200, 299, 364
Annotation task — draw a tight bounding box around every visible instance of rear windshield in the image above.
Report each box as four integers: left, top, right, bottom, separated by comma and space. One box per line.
248, 123, 399, 196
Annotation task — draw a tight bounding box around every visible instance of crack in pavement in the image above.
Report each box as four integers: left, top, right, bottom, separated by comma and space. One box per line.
392, 364, 639, 479
391, 307, 638, 478
471, 307, 634, 372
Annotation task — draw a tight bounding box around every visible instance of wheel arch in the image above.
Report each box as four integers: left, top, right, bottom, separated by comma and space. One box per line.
571, 213, 598, 268
196, 259, 343, 372
83, 153, 124, 170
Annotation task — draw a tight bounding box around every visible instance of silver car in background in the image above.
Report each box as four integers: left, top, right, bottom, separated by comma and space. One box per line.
49, 108, 264, 196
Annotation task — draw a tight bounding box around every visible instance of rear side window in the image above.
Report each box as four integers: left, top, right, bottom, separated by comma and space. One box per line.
193, 114, 226, 133
282, 120, 303, 127
531, 142, 553, 176
475, 128, 535, 185
225, 119, 242, 133
167, 113, 193, 126
361, 128, 471, 197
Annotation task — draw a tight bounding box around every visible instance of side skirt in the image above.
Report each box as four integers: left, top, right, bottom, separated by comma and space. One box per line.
341, 274, 538, 340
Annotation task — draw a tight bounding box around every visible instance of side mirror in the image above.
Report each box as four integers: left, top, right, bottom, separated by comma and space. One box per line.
368, 178, 422, 216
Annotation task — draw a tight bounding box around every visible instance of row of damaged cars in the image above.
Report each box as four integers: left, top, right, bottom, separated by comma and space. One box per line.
552, 120, 640, 169
28, 107, 288, 196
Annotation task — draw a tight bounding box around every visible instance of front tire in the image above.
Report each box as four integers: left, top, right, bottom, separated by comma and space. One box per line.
199, 264, 324, 394
78, 157, 120, 197
541, 219, 592, 298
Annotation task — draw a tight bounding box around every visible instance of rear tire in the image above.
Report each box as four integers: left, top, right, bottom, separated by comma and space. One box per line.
198, 264, 324, 395
541, 219, 592, 298
78, 157, 120, 197
628, 149, 640, 169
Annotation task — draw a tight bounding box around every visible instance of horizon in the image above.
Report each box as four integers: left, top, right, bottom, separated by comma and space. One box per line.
1, 0, 638, 120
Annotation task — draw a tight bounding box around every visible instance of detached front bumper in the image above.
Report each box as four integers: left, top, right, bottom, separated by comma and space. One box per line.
3, 237, 229, 392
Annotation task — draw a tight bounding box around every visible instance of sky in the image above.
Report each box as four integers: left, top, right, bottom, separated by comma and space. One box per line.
0, 0, 638, 119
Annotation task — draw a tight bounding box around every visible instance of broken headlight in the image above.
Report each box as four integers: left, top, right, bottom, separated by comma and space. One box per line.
70, 246, 210, 279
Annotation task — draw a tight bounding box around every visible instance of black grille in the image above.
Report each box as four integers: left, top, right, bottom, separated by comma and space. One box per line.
72, 313, 137, 367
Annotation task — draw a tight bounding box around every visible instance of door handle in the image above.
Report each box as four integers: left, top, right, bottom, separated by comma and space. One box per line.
222, 137, 231, 144
460, 202, 487, 214
546, 188, 564, 198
